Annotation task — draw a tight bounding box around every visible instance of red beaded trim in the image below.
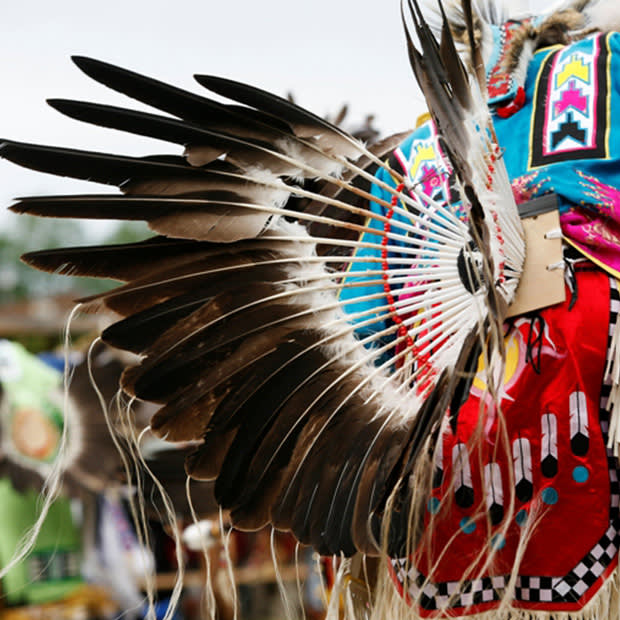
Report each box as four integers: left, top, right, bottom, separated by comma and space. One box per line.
381, 183, 441, 391
488, 144, 506, 284
493, 211, 506, 284
382, 183, 414, 351
486, 144, 498, 191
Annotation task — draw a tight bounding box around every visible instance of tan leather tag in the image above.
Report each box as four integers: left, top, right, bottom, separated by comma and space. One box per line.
507, 208, 565, 317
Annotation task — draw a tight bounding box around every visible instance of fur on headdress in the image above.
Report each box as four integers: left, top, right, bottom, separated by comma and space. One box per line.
419, 0, 620, 85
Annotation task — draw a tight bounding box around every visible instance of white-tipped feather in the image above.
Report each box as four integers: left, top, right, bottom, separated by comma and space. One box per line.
484, 462, 504, 511
453, 443, 474, 495
512, 437, 533, 495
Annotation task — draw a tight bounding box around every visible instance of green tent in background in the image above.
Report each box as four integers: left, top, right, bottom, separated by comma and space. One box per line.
0, 341, 82, 605
0, 478, 82, 604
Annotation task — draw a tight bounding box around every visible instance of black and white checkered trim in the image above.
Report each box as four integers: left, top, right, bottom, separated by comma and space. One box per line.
393, 561, 506, 610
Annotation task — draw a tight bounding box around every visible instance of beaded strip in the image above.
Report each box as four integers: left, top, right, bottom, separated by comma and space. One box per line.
381, 182, 414, 352
379, 183, 451, 391
487, 144, 507, 284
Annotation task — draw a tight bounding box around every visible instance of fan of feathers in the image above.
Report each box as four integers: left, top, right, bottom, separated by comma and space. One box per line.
0, 0, 524, 557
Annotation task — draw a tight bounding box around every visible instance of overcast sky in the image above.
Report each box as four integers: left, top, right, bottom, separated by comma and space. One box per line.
0, 0, 552, 244
0, 0, 430, 240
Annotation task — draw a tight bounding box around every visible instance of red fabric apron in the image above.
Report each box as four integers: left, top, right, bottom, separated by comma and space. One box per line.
390, 268, 619, 616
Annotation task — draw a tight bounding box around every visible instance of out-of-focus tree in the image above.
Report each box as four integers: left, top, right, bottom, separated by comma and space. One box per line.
0, 217, 148, 301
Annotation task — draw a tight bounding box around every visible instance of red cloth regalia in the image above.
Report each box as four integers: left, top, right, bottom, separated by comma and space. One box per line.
390, 268, 620, 615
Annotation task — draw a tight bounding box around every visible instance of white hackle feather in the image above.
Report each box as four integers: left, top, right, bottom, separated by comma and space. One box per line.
541, 412, 558, 467
484, 462, 504, 511
512, 437, 533, 489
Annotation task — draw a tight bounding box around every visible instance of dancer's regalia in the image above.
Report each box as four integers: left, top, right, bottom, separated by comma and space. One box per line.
351, 5, 620, 615
3, 1, 620, 618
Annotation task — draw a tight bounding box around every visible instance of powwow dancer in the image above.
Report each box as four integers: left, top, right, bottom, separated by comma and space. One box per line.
350, 2, 620, 617
3, 1, 620, 619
